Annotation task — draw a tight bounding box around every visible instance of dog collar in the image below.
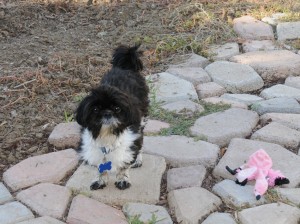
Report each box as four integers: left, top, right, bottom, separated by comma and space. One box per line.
99, 147, 112, 174
101, 146, 110, 155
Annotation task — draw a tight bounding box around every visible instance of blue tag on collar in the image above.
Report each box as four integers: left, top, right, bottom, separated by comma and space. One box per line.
99, 161, 112, 173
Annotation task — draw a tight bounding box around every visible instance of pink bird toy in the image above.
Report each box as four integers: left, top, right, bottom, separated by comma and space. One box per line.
226, 149, 289, 200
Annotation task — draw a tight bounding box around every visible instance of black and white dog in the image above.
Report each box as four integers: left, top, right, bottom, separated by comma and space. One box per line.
76, 45, 149, 190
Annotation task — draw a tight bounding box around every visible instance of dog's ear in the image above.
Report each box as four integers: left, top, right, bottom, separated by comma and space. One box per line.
76, 96, 92, 127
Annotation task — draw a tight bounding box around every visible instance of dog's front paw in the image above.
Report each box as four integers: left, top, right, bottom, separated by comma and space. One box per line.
131, 160, 142, 168
115, 180, 131, 190
90, 181, 106, 190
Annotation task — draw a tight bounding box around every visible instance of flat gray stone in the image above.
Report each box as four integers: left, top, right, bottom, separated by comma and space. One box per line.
67, 195, 127, 224
16, 183, 71, 219
144, 120, 170, 134
3, 149, 78, 191
213, 138, 300, 188
169, 53, 210, 69
143, 136, 219, 168
0, 201, 34, 224
212, 180, 266, 208
277, 21, 300, 41
48, 122, 81, 148
260, 113, 300, 131
251, 97, 300, 115
221, 93, 264, 106
277, 188, 300, 206
208, 42, 240, 61
168, 187, 222, 224
202, 97, 248, 109
66, 154, 166, 206
202, 212, 237, 224
167, 165, 206, 192
190, 108, 259, 147
166, 67, 211, 85
0, 182, 13, 205
161, 100, 204, 114
233, 16, 274, 40
147, 73, 198, 104
205, 61, 264, 93
262, 13, 286, 26
238, 203, 300, 224
285, 76, 300, 89
260, 84, 300, 101
230, 50, 300, 82
123, 203, 172, 224
242, 40, 279, 52
251, 122, 300, 149
196, 82, 226, 99
17, 216, 65, 224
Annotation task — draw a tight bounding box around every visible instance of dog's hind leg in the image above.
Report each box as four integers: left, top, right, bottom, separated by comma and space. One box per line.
115, 166, 131, 190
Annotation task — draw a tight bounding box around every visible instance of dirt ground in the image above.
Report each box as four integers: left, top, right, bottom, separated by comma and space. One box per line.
0, 0, 299, 179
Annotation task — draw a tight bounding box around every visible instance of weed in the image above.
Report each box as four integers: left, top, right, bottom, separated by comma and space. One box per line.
148, 94, 230, 137
127, 214, 163, 224
73, 92, 87, 103
265, 188, 282, 203
193, 135, 208, 142
286, 39, 300, 50
279, 13, 300, 22
64, 110, 74, 123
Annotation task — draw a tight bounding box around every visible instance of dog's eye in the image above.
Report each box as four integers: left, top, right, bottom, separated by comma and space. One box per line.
113, 106, 121, 113
93, 107, 99, 113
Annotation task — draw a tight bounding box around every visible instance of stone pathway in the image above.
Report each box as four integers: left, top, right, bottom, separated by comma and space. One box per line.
1, 14, 300, 224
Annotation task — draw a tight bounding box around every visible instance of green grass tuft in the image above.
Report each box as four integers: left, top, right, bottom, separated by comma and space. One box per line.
127, 214, 163, 224
148, 93, 230, 137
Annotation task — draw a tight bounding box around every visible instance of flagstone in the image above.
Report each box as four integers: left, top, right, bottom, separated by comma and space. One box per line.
233, 16, 274, 40
66, 154, 166, 206
48, 122, 81, 148
238, 203, 300, 224
0, 182, 13, 205
166, 67, 211, 85
16, 183, 71, 219
3, 149, 78, 191
230, 50, 300, 82
205, 61, 264, 93
251, 97, 300, 115
147, 72, 198, 104
0, 202, 34, 224
190, 108, 258, 147
168, 187, 222, 224
251, 122, 300, 149
67, 195, 127, 224
143, 136, 219, 168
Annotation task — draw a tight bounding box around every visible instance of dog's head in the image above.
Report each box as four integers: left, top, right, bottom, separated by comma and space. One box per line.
76, 85, 140, 138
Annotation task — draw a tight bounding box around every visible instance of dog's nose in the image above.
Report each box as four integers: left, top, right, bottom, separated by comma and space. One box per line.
103, 111, 112, 118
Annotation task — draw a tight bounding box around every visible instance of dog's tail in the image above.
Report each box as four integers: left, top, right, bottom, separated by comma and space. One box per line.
111, 44, 143, 72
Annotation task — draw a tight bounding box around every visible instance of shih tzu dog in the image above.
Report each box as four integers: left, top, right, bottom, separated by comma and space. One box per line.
76, 45, 149, 190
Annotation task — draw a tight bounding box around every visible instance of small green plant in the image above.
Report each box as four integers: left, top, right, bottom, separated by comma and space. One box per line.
148, 88, 230, 137
64, 110, 74, 123
155, 35, 205, 59
73, 92, 87, 103
127, 214, 162, 224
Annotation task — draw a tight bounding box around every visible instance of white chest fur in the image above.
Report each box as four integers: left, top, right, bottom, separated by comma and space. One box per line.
79, 127, 140, 172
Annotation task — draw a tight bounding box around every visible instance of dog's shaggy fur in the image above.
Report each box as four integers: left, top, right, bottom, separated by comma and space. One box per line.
76, 45, 149, 190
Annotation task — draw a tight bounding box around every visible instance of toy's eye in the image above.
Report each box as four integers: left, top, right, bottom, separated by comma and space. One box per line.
113, 106, 121, 113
